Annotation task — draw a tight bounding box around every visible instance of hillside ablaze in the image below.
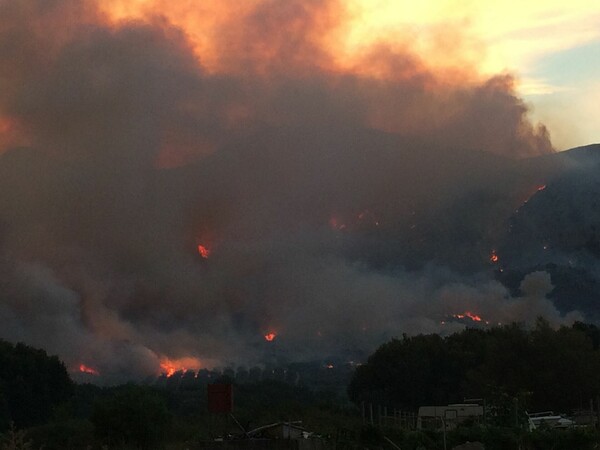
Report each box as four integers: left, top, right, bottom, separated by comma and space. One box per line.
0, 0, 568, 386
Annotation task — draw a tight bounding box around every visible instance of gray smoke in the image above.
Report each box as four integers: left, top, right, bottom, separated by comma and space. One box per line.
0, 0, 575, 384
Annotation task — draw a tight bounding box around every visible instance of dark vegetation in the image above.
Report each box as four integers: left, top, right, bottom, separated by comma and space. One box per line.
0, 340, 73, 430
349, 319, 600, 414
3, 322, 600, 449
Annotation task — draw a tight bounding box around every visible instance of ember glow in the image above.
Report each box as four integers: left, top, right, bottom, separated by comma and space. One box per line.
197, 244, 211, 259
490, 251, 499, 263
264, 333, 277, 342
517, 184, 548, 210
79, 364, 100, 376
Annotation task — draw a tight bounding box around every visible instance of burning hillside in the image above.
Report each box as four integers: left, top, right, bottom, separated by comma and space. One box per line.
0, 0, 592, 384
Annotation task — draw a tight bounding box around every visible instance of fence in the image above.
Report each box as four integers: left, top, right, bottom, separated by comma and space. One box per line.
192, 439, 328, 450
360, 402, 417, 430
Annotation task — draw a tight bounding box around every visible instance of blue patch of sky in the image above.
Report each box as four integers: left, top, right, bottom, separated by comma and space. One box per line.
530, 40, 600, 85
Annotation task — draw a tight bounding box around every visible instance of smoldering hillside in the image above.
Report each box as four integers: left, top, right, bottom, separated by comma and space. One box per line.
0, 0, 594, 384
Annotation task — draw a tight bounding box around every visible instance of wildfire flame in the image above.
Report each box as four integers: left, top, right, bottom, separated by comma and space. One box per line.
490, 250, 499, 263
264, 332, 277, 342
464, 311, 483, 322
516, 184, 548, 211
453, 311, 484, 322
159, 357, 202, 377
197, 244, 211, 259
79, 364, 100, 376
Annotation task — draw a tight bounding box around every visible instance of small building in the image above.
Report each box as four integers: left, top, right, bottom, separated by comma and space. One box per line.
452, 442, 485, 450
247, 422, 310, 440
195, 422, 325, 450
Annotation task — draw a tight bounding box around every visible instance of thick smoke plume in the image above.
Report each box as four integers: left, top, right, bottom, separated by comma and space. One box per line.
0, 0, 570, 383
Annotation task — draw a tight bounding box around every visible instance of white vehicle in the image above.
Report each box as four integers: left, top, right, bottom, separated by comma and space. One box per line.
417, 404, 484, 430
527, 411, 574, 430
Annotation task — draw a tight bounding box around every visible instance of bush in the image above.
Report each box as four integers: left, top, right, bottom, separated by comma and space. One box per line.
26, 419, 94, 450
91, 385, 171, 449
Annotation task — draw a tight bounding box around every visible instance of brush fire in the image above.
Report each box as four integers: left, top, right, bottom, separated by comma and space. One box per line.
453, 312, 484, 323
160, 357, 202, 377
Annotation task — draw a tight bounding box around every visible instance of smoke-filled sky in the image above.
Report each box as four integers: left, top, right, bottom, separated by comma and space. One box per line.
102, 0, 600, 149
0, 0, 595, 384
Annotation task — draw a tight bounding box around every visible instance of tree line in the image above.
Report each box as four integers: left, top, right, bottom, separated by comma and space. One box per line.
348, 320, 600, 415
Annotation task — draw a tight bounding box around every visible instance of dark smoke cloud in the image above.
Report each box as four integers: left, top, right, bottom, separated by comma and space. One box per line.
0, 0, 570, 383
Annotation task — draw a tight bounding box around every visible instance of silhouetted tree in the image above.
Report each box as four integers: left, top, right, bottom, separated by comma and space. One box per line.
0, 340, 73, 430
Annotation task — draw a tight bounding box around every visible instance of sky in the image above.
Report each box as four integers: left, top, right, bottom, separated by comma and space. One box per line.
347, 0, 600, 150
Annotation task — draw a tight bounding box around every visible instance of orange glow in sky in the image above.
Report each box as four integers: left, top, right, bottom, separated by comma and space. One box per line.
100, 1, 600, 77
100, 0, 471, 79
99, 0, 600, 148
